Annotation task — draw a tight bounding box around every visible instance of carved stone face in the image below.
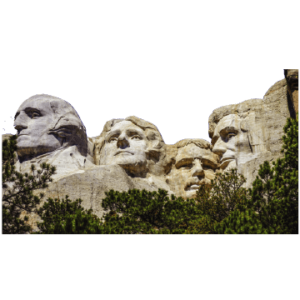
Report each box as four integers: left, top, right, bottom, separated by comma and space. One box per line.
167, 144, 218, 199
14, 97, 61, 160
100, 121, 148, 176
211, 114, 251, 170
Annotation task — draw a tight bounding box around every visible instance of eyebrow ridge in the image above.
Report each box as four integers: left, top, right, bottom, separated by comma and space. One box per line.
106, 130, 121, 140
126, 128, 144, 136
24, 107, 42, 113
175, 157, 194, 165
106, 129, 143, 139
176, 156, 217, 167
15, 107, 42, 120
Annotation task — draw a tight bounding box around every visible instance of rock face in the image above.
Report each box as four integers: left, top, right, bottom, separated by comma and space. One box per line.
165, 139, 219, 199
3, 71, 297, 228
93, 116, 171, 192
26, 164, 162, 229
208, 78, 291, 187
14, 94, 94, 177
284, 69, 298, 116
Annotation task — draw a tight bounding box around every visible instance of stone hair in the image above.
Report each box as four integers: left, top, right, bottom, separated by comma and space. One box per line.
163, 138, 213, 174
208, 98, 271, 154
208, 98, 263, 138
27, 94, 88, 156
174, 138, 212, 150
94, 116, 165, 166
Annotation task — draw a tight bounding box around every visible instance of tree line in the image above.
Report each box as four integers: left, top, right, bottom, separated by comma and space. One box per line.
2, 116, 298, 234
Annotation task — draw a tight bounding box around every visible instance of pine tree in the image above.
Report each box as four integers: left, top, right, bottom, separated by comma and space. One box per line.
217, 115, 298, 234
36, 196, 104, 234
189, 169, 250, 234
272, 115, 298, 232
2, 135, 56, 234
101, 189, 202, 234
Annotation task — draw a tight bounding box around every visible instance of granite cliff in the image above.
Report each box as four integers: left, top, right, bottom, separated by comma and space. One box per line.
2, 69, 298, 228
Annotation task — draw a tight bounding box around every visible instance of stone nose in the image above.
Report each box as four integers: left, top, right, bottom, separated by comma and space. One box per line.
117, 135, 129, 149
192, 159, 204, 177
212, 138, 227, 157
14, 112, 28, 133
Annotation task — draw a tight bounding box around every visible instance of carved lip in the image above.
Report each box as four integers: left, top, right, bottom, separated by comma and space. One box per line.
115, 150, 133, 156
187, 184, 201, 190
185, 180, 205, 191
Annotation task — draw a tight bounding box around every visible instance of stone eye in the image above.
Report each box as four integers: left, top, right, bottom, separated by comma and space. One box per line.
132, 135, 140, 140
28, 111, 41, 119
109, 137, 118, 143
178, 163, 193, 170
31, 112, 40, 118
227, 133, 236, 138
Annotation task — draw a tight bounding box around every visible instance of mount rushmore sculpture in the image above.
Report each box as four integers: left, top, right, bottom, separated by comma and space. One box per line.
8, 70, 297, 222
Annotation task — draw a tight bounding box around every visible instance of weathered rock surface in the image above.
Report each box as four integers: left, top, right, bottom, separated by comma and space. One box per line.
284, 69, 298, 115
26, 164, 172, 229
208, 78, 290, 187
3, 71, 297, 230
15, 145, 95, 181
14, 94, 93, 170
165, 139, 219, 199
236, 152, 283, 187
93, 115, 170, 194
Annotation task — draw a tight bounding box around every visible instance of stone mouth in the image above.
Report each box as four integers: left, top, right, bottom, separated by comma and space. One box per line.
187, 184, 201, 191
115, 150, 133, 156
185, 180, 206, 191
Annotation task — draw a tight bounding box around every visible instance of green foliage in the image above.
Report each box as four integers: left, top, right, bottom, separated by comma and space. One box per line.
273, 115, 298, 232
215, 207, 264, 234
4, 115, 296, 234
36, 196, 103, 234
100, 189, 202, 234
2, 135, 56, 234
217, 115, 298, 234
186, 169, 249, 233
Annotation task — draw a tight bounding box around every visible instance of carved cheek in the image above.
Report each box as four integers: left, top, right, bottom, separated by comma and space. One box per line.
137, 139, 147, 151
225, 137, 238, 152
176, 170, 189, 186
204, 170, 215, 180
235, 134, 252, 153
